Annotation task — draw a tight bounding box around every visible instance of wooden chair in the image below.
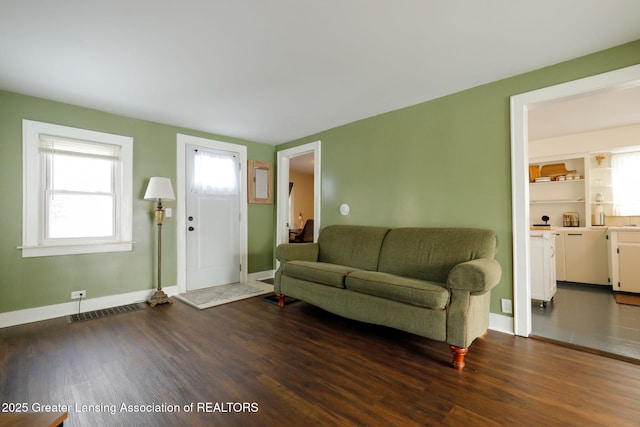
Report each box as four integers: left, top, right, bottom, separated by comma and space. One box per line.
290, 219, 314, 243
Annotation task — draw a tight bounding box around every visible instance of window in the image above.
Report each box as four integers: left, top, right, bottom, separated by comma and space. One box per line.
191, 149, 239, 195
611, 151, 640, 216
22, 120, 133, 257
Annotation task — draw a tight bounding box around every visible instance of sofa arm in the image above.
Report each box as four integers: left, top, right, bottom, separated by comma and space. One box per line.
447, 258, 501, 293
274, 243, 320, 293
275, 243, 319, 263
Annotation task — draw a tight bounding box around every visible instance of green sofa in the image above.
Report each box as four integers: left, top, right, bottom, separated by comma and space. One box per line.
274, 225, 502, 370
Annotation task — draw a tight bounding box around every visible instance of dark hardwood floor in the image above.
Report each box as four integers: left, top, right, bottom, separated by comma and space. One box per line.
2, 294, 640, 426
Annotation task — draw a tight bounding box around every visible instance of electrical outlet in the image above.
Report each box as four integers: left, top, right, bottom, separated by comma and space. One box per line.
71, 290, 86, 299
501, 298, 513, 314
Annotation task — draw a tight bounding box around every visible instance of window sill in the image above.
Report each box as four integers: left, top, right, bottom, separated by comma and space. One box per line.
19, 242, 134, 258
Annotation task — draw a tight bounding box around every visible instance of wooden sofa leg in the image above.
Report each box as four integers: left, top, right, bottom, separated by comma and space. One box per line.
277, 293, 285, 308
450, 345, 468, 371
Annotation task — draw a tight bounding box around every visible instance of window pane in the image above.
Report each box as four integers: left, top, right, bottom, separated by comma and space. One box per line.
51, 153, 113, 192
48, 194, 114, 238
192, 151, 239, 195
612, 152, 640, 216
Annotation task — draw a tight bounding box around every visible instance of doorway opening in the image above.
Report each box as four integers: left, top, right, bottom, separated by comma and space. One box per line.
510, 64, 640, 342
276, 141, 321, 248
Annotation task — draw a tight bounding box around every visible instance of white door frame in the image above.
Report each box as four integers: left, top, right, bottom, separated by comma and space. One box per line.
176, 133, 248, 294
510, 64, 640, 337
276, 141, 322, 246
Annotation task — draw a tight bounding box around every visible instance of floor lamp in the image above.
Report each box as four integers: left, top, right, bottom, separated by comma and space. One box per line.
144, 177, 176, 307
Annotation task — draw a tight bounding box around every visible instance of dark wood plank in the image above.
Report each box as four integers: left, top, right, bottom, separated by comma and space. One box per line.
2, 295, 640, 426
0, 412, 67, 427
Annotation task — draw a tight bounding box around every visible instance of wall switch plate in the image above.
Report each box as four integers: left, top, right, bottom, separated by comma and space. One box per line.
165, 208, 172, 218
71, 290, 86, 299
501, 298, 513, 314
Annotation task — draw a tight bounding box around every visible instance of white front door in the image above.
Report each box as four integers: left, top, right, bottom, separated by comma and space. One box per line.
185, 144, 241, 290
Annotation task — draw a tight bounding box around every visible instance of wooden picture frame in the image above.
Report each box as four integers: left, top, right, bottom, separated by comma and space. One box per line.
248, 160, 273, 204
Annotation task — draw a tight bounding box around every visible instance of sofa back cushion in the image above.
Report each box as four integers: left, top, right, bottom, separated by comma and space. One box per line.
377, 228, 497, 283
317, 225, 390, 271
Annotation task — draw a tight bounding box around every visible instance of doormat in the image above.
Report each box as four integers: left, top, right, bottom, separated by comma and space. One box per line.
174, 281, 273, 310
614, 293, 640, 307
67, 302, 147, 323
262, 294, 299, 306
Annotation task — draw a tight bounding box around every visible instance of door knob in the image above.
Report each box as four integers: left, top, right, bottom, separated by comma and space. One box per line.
188, 226, 195, 231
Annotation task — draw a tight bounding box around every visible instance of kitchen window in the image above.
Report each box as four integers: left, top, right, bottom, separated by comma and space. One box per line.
611, 151, 640, 216
22, 120, 133, 257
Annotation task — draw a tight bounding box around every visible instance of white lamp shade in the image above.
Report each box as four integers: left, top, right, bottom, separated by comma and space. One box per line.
144, 177, 176, 201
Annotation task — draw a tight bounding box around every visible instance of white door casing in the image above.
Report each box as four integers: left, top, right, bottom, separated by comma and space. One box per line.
276, 141, 322, 247
510, 64, 640, 337
176, 134, 248, 294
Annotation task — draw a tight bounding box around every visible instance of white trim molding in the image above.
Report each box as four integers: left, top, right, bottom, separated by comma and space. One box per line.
510, 64, 640, 337
21, 120, 133, 258
488, 313, 515, 336
276, 141, 322, 247
0, 286, 178, 329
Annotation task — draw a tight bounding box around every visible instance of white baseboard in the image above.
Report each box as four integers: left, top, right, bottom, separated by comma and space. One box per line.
0, 286, 178, 329
489, 312, 514, 335
247, 270, 275, 282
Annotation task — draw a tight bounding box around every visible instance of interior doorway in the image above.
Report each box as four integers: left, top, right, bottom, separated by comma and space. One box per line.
276, 141, 321, 247
510, 65, 640, 338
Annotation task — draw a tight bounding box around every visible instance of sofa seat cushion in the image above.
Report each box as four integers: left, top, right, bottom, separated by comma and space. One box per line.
345, 271, 450, 309
283, 261, 360, 289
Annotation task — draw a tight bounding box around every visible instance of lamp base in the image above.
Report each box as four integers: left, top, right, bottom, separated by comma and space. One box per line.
148, 289, 172, 307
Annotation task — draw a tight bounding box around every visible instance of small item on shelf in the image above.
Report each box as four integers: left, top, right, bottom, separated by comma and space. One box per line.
563, 212, 579, 227
534, 177, 552, 183
529, 165, 541, 182
593, 204, 605, 226
532, 215, 552, 229
540, 163, 576, 178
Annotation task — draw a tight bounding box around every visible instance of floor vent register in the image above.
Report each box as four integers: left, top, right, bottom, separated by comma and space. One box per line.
67, 302, 147, 323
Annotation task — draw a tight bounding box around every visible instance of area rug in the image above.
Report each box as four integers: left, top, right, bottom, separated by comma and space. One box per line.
175, 281, 273, 310
614, 293, 640, 307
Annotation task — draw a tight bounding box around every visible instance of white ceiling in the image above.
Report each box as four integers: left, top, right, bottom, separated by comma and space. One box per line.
1, 1, 640, 145
528, 84, 640, 140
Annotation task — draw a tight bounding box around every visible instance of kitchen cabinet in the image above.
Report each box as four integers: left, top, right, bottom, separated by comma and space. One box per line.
559, 229, 609, 285
589, 154, 614, 224
554, 230, 565, 281
609, 230, 640, 293
530, 230, 556, 307
529, 157, 587, 228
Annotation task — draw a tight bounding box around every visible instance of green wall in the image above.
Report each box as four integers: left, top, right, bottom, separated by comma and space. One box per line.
277, 40, 640, 316
2, 40, 639, 317
0, 90, 275, 313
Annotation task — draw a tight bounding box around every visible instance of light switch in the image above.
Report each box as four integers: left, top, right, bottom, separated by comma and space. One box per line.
165, 208, 172, 218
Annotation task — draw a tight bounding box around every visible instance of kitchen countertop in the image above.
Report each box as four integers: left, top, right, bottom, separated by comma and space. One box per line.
606, 226, 640, 232
530, 226, 640, 234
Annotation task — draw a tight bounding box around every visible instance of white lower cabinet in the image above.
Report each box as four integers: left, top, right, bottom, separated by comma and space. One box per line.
557, 229, 609, 285
609, 231, 640, 293
554, 231, 565, 281
530, 230, 556, 306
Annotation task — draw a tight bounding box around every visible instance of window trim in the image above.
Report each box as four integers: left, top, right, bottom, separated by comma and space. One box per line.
22, 120, 133, 257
